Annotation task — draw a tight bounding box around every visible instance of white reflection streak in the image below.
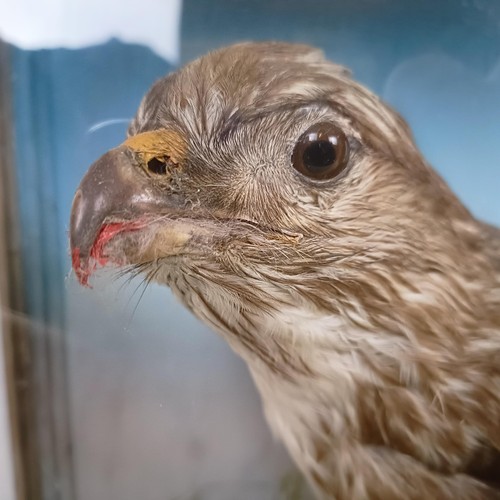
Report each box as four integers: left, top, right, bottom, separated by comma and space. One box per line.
0, 0, 182, 64
87, 118, 131, 134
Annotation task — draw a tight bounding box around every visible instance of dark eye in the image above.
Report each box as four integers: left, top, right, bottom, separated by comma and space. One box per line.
147, 157, 168, 175
292, 123, 349, 181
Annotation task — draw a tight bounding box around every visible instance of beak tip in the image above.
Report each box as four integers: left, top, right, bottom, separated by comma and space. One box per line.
70, 190, 93, 286
69, 189, 86, 249
71, 247, 91, 287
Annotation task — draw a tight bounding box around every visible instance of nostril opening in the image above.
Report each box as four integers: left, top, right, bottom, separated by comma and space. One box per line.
147, 157, 168, 175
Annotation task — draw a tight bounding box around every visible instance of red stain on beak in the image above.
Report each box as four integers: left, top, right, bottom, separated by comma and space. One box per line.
71, 247, 87, 285
72, 220, 145, 286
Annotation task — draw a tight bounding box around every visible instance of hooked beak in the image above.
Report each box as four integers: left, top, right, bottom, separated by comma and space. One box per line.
70, 129, 188, 285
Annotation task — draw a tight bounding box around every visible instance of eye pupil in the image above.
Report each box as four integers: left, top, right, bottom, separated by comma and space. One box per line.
292, 122, 348, 181
303, 141, 337, 171
147, 157, 167, 175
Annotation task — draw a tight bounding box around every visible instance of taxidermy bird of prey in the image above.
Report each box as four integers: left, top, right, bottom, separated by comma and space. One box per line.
70, 42, 500, 499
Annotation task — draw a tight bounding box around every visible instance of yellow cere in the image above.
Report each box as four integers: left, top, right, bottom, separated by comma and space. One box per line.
124, 128, 187, 166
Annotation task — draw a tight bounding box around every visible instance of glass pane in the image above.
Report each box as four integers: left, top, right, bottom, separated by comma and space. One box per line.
1, 1, 499, 499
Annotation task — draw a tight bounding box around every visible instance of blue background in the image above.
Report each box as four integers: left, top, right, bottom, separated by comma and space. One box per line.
7, 1, 500, 499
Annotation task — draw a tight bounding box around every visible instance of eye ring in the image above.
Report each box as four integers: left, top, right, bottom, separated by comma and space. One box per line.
291, 122, 349, 181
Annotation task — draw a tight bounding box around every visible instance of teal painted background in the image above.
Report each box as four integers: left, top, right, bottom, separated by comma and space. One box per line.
8, 1, 500, 498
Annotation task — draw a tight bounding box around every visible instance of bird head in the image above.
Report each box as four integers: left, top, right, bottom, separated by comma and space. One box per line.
70, 42, 489, 366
